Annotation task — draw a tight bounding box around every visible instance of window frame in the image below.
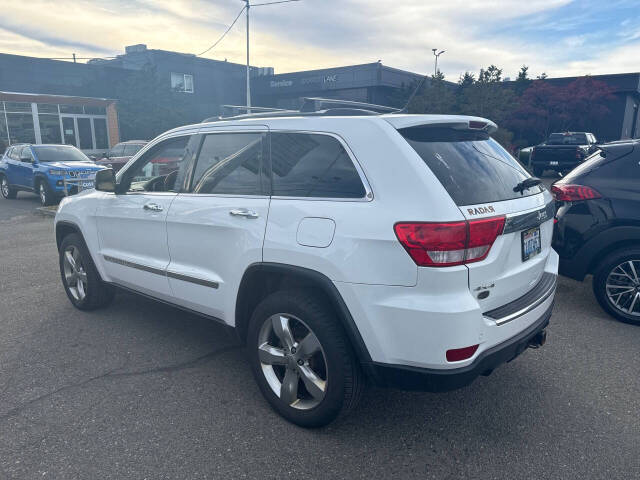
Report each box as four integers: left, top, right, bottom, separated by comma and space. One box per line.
114, 133, 198, 195
171, 72, 194, 94
185, 130, 269, 197
267, 129, 373, 202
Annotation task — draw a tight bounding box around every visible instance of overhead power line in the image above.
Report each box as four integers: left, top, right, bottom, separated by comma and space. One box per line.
197, 6, 246, 56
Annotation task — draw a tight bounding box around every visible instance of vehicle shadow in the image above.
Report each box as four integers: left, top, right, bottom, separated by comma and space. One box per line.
102, 289, 555, 446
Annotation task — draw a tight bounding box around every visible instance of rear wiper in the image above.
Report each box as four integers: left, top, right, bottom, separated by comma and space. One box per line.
513, 177, 541, 195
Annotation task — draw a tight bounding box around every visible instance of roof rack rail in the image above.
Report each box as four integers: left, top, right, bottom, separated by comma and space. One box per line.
300, 97, 398, 113
201, 97, 398, 123
220, 105, 290, 117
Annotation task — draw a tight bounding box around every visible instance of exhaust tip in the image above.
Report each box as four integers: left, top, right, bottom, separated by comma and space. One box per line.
528, 329, 547, 349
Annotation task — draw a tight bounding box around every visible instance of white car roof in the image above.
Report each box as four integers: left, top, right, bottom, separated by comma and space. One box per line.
163, 113, 498, 138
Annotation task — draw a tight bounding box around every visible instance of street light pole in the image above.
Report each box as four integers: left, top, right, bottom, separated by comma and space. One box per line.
432, 48, 445, 77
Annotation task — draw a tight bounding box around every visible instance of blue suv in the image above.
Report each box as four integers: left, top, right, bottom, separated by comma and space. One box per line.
0, 144, 105, 206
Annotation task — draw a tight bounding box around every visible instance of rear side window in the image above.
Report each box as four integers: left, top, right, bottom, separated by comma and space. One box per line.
191, 133, 264, 195
123, 144, 144, 156
270, 132, 366, 198
400, 127, 542, 206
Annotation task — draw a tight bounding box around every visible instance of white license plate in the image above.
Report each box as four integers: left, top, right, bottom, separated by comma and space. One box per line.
81, 181, 94, 188
522, 227, 541, 261
549, 161, 559, 166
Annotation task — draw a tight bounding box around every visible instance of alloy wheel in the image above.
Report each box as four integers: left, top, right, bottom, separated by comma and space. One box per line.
62, 246, 88, 301
605, 260, 640, 317
39, 183, 46, 204
1, 178, 8, 197
258, 313, 328, 410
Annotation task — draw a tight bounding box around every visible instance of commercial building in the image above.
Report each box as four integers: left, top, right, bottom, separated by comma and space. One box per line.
0, 45, 638, 151
253, 62, 425, 110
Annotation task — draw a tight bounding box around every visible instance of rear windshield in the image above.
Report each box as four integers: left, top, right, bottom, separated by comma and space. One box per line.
32, 145, 89, 162
400, 127, 542, 206
547, 133, 587, 145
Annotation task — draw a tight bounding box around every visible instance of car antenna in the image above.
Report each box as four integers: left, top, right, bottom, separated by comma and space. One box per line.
395, 72, 431, 114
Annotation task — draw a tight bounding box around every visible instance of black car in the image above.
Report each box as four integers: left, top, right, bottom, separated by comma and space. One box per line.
552, 139, 640, 324
531, 132, 598, 177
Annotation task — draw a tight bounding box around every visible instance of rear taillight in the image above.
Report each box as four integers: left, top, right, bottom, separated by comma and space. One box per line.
394, 216, 505, 267
575, 147, 581, 159
551, 184, 601, 202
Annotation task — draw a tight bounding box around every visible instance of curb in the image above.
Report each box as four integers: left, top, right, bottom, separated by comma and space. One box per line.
35, 206, 57, 217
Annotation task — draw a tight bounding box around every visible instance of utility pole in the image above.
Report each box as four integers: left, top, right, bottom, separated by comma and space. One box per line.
244, 0, 251, 112
432, 48, 445, 77
241, 0, 301, 113
72, 53, 76, 63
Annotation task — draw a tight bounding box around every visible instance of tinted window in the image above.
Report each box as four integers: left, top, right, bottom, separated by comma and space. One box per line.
548, 133, 588, 145
191, 133, 264, 195
32, 145, 89, 162
123, 136, 191, 193
270, 133, 366, 198
110, 144, 125, 157
123, 144, 144, 156
400, 127, 542, 206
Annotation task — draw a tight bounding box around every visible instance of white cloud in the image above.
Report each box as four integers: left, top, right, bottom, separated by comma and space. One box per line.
0, 0, 636, 81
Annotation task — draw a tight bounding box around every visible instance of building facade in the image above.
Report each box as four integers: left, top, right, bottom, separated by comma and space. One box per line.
0, 46, 638, 151
253, 62, 425, 110
0, 53, 123, 152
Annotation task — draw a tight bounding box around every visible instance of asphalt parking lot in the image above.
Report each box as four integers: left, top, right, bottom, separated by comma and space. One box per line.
1, 189, 639, 479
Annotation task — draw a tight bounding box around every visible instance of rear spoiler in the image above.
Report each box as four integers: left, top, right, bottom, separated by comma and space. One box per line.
384, 115, 498, 134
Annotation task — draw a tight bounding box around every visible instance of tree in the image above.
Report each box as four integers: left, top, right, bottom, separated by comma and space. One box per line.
515, 65, 531, 95
458, 64, 516, 127
508, 76, 615, 144
405, 71, 457, 114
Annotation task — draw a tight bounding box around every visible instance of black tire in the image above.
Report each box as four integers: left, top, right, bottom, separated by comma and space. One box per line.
247, 289, 364, 428
59, 233, 115, 310
592, 247, 640, 325
0, 174, 17, 199
36, 178, 56, 206
533, 166, 544, 177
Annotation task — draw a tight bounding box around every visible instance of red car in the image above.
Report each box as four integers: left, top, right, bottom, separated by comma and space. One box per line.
95, 140, 147, 172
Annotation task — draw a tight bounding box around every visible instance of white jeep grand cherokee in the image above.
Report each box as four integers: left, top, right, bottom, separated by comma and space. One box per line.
54, 111, 558, 427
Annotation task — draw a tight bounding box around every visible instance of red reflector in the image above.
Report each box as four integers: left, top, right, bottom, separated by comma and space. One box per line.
446, 344, 479, 362
394, 216, 505, 267
551, 184, 601, 202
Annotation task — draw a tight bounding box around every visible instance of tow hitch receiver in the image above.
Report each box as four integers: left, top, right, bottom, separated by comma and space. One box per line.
528, 329, 547, 349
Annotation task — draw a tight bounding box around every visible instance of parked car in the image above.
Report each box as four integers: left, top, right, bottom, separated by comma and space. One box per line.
531, 132, 598, 177
0, 144, 105, 206
54, 111, 557, 427
95, 140, 147, 172
552, 139, 640, 324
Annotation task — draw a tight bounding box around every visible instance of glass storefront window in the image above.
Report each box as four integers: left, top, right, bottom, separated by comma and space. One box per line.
37, 103, 59, 114
84, 106, 106, 115
38, 114, 62, 144
6, 113, 36, 144
93, 118, 108, 149
0, 114, 8, 152
60, 104, 84, 114
4, 102, 31, 112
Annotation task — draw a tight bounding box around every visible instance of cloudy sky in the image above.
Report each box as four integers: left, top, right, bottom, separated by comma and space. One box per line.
1, 0, 638, 80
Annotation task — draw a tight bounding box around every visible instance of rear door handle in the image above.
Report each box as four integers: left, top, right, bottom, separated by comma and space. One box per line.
143, 202, 163, 212
229, 208, 259, 219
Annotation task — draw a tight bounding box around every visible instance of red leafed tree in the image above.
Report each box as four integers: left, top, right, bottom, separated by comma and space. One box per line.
509, 76, 615, 144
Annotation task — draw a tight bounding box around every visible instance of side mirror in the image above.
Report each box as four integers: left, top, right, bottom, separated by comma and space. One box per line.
20, 156, 32, 163
95, 168, 116, 193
